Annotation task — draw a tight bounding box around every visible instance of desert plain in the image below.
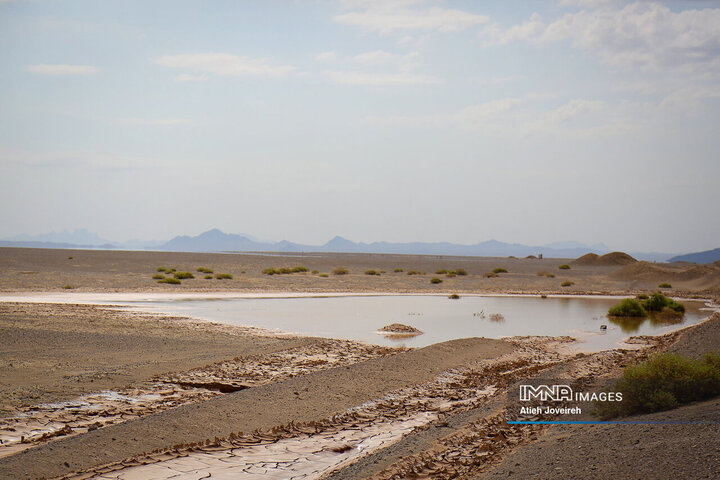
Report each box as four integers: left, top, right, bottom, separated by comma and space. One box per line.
1, 246, 719, 479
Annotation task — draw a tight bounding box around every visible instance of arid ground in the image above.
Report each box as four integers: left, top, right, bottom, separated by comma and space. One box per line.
0, 247, 719, 479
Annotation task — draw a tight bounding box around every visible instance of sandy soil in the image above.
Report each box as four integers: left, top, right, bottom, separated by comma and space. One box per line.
6, 246, 715, 295
0, 302, 322, 414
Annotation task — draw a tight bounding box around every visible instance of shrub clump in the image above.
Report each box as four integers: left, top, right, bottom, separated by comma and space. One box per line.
456, 268, 467, 276
561, 281, 574, 287
608, 298, 646, 317
448, 294, 460, 299
394, 268, 404, 273
595, 352, 720, 419
365, 270, 381, 276
62, 284, 74, 289
197, 267, 214, 273
263, 266, 309, 275
435, 269, 448, 274
558, 264, 571, 270
492, 267, 508, 274
318, 273, 329, 277
152, 274, 165, 280
484, 272, 498, 278
215, 273, 233, 280
157, 267, 167, 272
430, 277, 443, 284
311, 270, 319, 274
158, 277, 181, 285
174, 271, 195, 280
333, 266, 349, 275
406, 270, 424, 275
204, 275, 213, 279
642, 292, 684, 313
658, 282, 672, 289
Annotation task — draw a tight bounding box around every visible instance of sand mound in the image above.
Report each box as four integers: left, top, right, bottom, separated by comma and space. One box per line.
572, 252, 636, 266
572, 253, 599, 265
597, 252, 637, 265
611, 261, 720, 285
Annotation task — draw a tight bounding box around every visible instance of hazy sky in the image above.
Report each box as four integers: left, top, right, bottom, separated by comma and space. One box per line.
1, 0, 719, 252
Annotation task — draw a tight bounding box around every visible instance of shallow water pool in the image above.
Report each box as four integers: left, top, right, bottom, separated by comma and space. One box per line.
116, 295, 711, 352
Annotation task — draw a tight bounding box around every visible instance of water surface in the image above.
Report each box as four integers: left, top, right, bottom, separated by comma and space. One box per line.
117, 295, 710, 352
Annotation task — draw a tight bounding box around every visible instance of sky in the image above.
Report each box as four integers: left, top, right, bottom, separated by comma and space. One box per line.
1, 0, 719, 253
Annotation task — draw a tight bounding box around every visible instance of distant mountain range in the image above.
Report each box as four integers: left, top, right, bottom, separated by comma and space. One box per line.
150, 229, 678, 261
3, 227, 713, 263
669, 248, 720, 264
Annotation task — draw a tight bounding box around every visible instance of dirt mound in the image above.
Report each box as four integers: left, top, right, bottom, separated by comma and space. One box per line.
597, 252, 637, 265
378, 323, 422, 334
572, 252, 636, 266
572, 253, 599, 265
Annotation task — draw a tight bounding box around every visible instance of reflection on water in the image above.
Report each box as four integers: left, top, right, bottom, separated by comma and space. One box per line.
609, 311, 685, 334
117, 295, 709, 353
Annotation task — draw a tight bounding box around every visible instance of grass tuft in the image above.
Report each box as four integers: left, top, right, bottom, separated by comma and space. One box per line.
658, 282, 672, 289
158, 277, 181, 285
173, 271, 195, 280
561, 281, 574, 287
492, 267, 508, 274
332, 266, 349, 275
558, 264, 571, 270
215, 273, 233, 280
152, 274, 165, 280
430, 277, 443, 284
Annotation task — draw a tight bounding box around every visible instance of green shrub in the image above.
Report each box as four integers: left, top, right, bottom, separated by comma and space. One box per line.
318, 273, 329, 277
435, 269, 448, 274
430, 277, 443, 284
157, 267, 167, 272
158, 277, 181, 285
204, 275, 213, 279
658, 282, 672, 289
365, 270, 381, 275
68, 256, 73, 260
561, 281, 574, 287
62, 284, 74, 289
594, 352, 720, 419
642, 292, 684, 313
197, 267, 214, 273
456, 268, 467, 276
492, 267, 508, 274
215, 273, 233, 280
636, 293, 649, 300
174, 271, 194, 280
262, 267, 276, 275
152, 274, 165, 280
394, 268, 404, 273
547, 273, 555, 278
448, 294, 460, 299
559, 264, 571, 270
406, 270, 424, 275
167, 268, 176, 273
333, 266, 349, 275
311, 270, 319, 274
608, 298, 646, 317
